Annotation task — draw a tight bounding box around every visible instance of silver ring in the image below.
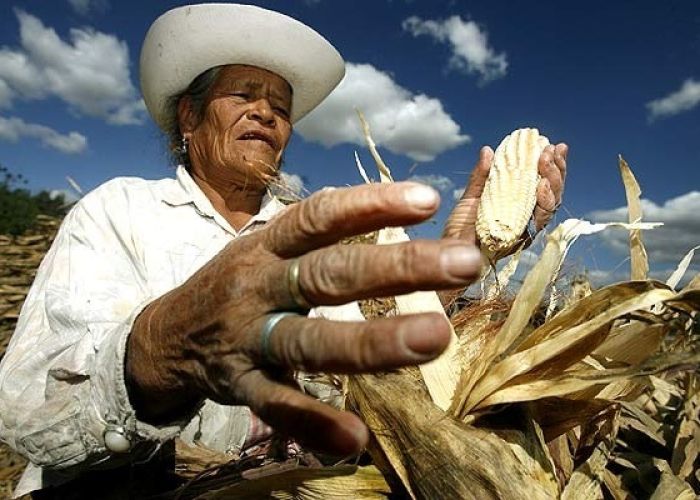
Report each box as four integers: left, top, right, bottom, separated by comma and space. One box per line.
260, 312, 297, 365
287, 258, 313, 310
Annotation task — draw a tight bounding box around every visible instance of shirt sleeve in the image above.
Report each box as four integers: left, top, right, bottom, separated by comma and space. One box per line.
0, 184, 193, 472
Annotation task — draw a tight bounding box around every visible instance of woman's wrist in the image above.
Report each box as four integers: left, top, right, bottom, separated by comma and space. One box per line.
125, 300, 202, 423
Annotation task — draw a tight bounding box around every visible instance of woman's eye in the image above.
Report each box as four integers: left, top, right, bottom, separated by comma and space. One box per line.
275, 107, 290, 118
230, 92, 249, 100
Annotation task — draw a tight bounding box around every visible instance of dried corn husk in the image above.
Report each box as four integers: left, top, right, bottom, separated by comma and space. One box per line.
619, 155, 649, 280
348, 370, 559, 500
356, 112, 460, 411
349, 119, 698, 499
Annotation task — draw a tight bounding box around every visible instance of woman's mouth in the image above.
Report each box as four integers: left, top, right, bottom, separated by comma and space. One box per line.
238, 130, 277, 150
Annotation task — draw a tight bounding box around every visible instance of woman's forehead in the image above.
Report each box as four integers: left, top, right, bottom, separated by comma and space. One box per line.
213, 65, 292, 97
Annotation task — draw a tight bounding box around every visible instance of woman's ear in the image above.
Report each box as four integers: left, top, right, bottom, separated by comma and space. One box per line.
177, 96, 197, 138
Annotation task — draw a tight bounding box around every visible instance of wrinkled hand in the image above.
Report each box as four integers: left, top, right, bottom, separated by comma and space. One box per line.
443, 143, 568, 250
127, 182, 483, 457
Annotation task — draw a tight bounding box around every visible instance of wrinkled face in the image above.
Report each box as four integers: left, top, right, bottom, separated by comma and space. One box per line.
180, 65, 293, 191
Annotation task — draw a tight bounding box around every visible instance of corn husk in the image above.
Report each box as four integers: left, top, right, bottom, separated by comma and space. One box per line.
355, 111, 461, 412
348, 370, 559, 499
619, 155, 649, 280
347, 120, 699, 499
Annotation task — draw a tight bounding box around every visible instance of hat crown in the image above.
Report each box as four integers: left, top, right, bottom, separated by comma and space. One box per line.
140, 3, 345, 129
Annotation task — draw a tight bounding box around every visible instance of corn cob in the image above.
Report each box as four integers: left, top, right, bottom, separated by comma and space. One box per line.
476, 128, 549, 261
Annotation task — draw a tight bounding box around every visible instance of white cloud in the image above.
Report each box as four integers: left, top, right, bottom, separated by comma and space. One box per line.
647, 79, 700, 120
269, 172, 306, 199
0, 80, 13, 108
67, 0, 109, 16
49, 188, 80, 204
586, 265, 699, 289
587, 191, 700, 264
408, 174, 454, 193
0, 115, 87, 154
0, 10, 144, 125
402, 15, 508, 83
296, 63, 469, 162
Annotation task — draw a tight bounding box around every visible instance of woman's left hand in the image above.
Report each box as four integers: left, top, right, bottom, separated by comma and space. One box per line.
443, 143, 568, 251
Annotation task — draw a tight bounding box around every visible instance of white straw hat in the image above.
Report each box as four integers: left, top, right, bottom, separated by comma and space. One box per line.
140, 3, 345, 129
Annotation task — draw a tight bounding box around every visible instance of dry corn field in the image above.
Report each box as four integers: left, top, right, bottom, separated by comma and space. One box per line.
0, 215, 60, 499
0, 127, 698, 498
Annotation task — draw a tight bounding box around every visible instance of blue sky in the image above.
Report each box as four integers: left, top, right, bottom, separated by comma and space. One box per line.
1, 0, 699, 286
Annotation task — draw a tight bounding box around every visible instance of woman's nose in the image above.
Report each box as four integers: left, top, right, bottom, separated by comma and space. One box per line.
246, 99, 275, 126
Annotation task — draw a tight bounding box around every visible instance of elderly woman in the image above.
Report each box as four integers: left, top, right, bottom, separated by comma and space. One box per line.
0, 4, 567, 498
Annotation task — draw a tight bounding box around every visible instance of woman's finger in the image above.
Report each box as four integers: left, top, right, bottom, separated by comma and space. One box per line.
253, 312, 452, 373
443, 146, 494, 240
533, 178, 558, 231
554, 143, 568, 184
238, 369, 368, 456
294, 239, 482, 307
538, 145, 563, 203
263, 182, 440, 257
459, 145, 494, 200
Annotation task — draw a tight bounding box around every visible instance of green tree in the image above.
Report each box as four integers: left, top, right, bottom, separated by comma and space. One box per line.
0, 165, 71, 235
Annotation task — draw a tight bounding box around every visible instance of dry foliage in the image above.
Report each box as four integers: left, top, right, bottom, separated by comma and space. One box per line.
0, 140, 697, 498
0, 214, 61, 498
346, 124, 699, 500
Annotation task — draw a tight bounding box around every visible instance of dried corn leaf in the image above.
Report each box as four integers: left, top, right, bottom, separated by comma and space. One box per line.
529, 397, 615, 442
349, 370, 559, 500
175, 439, 232, 479
651, 459, 696, 500
462, 283, 673, 415
602, 468, 631, 500
450, 219, 661, 417
520, 280, 670, 351
594, 322, 666, 365
682, 272, 700, 292
671, 374, 700, 482
547, 434, 574, 490
477, 351, 700, 408
561, 403, 619, 500
357, 111, 392, 183
486, 250, 522, 299
454, 316, 494, 377
619, 401, 666, 447
193, 465, 391, 500
354, 151, 372, 184
619, 155, 649, 280
357, 111, 459, 411
667, 245, 700, 290
663, 288, 700, 315
560, 439, 609, 500
650, 375, 684, 407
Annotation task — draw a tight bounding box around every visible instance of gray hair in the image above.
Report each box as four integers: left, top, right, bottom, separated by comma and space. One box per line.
163, 66, 223, 168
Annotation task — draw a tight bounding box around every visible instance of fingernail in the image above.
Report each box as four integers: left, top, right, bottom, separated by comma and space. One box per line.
404, 184, 439, 209
441, 244, 483, 279
402, 320, 448, 357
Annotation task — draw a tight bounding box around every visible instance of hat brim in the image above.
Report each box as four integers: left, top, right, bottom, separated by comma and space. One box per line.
140, 3, 345, 129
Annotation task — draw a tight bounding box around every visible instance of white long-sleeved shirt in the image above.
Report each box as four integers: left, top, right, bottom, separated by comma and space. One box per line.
0, 166, 362, 496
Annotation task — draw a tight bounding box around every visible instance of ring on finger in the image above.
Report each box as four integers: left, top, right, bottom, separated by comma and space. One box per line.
287, 258, 313, 310
260, 312, 298, 365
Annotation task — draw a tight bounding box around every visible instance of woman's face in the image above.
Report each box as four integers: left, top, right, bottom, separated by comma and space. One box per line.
181, 65, 293, 191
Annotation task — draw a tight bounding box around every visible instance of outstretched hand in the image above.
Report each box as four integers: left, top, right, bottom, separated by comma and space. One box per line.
443, 143, 568, 250
127, 182, 484, 457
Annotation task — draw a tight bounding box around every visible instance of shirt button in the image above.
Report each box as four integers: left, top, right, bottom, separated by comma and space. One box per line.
104, 425, 131, 453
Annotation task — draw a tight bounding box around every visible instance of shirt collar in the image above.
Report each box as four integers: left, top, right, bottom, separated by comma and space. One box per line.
161, 165, 287, 226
